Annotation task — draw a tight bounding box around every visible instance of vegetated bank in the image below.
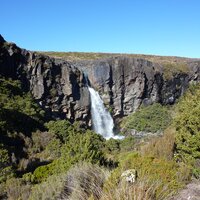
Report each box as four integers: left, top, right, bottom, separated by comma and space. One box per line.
0, 34, 200, 199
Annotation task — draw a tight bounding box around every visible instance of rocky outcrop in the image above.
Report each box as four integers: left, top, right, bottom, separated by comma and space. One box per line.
0, 35, 200, 126
170, 179, 200, 200
76, 57, 200, 119
0, 35, 90, 126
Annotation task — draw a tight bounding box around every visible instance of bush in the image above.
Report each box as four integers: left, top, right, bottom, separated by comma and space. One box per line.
45, 120, 75, 142
174, 84, 200, 165
44, 138, 62, 159
121, 103, 172, 133
119, 136, 135, 152
0, 144, 9, 168
105, 139, 120, 154
0, 78, 44, 123
32, 129, 106, 182
104, 137, 135, 154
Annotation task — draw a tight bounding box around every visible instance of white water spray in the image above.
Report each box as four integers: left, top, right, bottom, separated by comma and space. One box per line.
88, 86, 124, 140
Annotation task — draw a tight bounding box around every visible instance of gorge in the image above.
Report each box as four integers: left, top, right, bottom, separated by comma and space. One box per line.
0, 34, 200, 128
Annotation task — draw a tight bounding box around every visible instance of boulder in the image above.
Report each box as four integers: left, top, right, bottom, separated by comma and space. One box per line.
121, 169, 137, 183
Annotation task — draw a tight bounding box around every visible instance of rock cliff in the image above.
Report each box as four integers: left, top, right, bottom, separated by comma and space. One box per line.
0, 35, 200, 126
75, 57, 200, 120
0, 35, 90, 126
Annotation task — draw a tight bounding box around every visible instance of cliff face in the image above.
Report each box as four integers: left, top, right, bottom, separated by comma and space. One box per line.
75, 57, 200, 119
0, 35, 200, 125
0, 36, 90, 126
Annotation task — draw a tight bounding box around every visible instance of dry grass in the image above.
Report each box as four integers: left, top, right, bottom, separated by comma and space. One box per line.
140, 127, 176, 160
59, 162, 110, 200
5, 178, 31, 200
58, 162, 176, 200
35, 51, 199, 64
28, 173, 66, 200
101, 177, 175, 200
162, 62, 190, 79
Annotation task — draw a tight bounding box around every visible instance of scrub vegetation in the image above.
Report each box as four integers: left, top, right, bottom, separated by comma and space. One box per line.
0, 75, 199, 200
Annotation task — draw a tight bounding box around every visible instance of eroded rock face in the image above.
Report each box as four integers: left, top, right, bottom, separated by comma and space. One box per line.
76, 57, 200, 120
0, 36, 90, 126
0, 35, 200, 126
27, 55, 91, 126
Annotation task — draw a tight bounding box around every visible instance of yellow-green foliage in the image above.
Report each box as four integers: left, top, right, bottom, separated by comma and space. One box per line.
162, 62, 189, 80
0, 144, 9, 167
174, 84, 200, 165
0, 78, 44, 121
104, 153, 190, 200
121, 103, 171, 133
0, 77, 44, 135
105, 136, 135, 155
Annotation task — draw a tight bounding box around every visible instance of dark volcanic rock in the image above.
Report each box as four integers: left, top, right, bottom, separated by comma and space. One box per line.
76, 57, 200, 119
0, 36, 90, 126
0, 35, 200, 126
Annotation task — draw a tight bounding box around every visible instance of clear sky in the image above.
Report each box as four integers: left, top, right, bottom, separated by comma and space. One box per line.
1, 0, 200, 58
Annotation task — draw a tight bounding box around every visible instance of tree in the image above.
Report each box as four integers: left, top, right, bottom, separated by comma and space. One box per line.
175, 84, 200, 163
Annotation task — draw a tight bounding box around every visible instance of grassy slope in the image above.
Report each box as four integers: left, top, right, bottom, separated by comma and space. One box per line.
35, 51, 200, 64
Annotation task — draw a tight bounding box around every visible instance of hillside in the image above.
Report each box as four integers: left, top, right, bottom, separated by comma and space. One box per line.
0, 35, 200, 199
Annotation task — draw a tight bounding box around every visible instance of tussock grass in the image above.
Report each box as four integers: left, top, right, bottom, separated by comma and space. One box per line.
59, 162, 110, 200
140, 127, 176, 160
101, 177, 175, 200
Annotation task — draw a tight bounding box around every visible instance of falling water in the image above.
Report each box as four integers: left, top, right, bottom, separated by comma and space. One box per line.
88, 86, 124, 140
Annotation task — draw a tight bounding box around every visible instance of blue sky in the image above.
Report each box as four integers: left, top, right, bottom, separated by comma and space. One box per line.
1, 0, 200, 58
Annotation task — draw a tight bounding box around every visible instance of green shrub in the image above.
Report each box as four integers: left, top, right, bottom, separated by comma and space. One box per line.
0, 144, 14, 183
32, 163, 56, 182
0, 144, 9, 168
119, 136, 135, 152
44, 138, 62, 159
121, 103, 172, 133
105, 139, 120, 154
0, 77, 45, 137
45, 120, 74, 142
0, 166, 14, 184
174, 84, 200, 165
104, 137, 135, 154
32, 129, 106, 182
0, 78, 44, 122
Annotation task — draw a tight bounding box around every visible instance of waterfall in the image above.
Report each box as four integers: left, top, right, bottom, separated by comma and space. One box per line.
88, 86, 124, 140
